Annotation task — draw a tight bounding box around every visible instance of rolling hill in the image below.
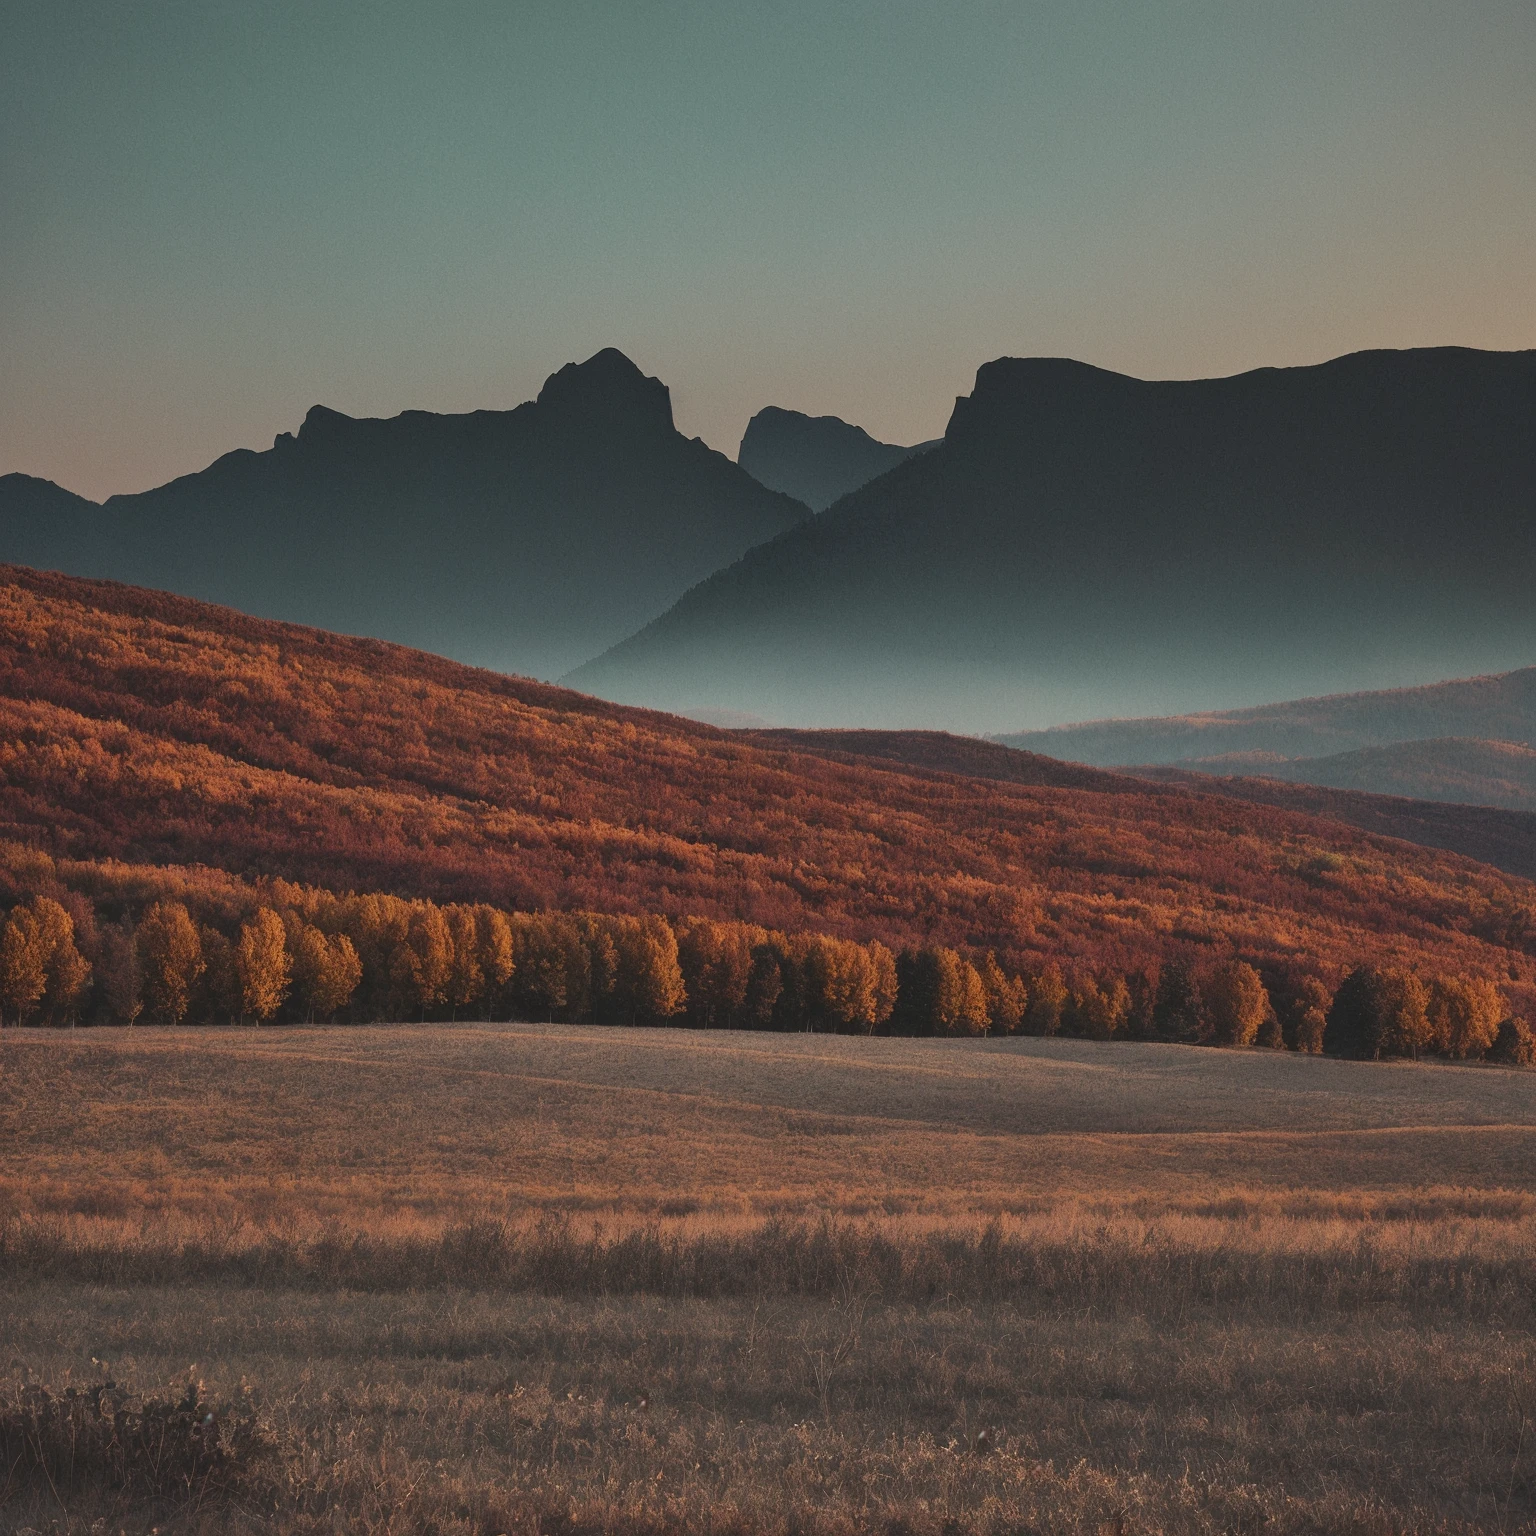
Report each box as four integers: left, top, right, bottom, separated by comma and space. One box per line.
0, 349, 808, 681
736, 407, 939, 511
996, 666, 1536, 765
758, 727, 1536, 883
3, 564, 1536, 998
566, 347, 1536, 732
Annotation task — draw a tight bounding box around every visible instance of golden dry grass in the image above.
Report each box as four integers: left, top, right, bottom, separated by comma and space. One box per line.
3, 1024, 1535, 1534
6, 1022, 1536, 1226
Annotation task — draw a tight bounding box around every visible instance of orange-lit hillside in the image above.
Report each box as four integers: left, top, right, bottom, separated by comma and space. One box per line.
1, 564, 1535, 998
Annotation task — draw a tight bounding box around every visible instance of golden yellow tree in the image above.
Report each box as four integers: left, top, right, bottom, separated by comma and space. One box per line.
1023, 963, 1067, 1036
478, 909, 515, 996
445, 906, 484, 1018
950, 955, 990, 1037
236, 907, 291, 1022
1203, 959, 1269, 1047
614, 915, 685, 1023
868, 942, 897, 1030
291, 923, 361, 1020
1427, 975, 1504, 1059
390, 904, 453, 1019
980, 952, 1027, 1034
33, 897, 91, 1024
138, 901, 205, 1025
1071, 973, 1131, 1040
0, 905, 49, 1026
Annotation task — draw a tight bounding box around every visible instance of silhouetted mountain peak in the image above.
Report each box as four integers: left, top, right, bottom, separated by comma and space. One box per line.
0, 348, 804, 685
969, 355, 1125, 398
946, 357, 1141, 448
535, 347, 674, 435
0, 472, 100, 512
288, 404, 359, 449
738, 406, 938, 511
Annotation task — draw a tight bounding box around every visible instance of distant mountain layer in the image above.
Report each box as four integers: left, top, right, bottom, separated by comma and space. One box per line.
0, 349, 808, 681
995, 667, 1536, 765
761, 727, 1536, 883
567, 348, 1536, 732
737, 407, 939, 511
1169, 737, 1536, 814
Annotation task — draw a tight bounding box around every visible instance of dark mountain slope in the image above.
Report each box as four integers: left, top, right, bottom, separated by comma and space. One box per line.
5, 564, 1536, 992
737, 407, 938, 511
0, 474, 102, 566
0, 350, 807, 681
568, 348, 1536, 732
996, 666, 1536, 766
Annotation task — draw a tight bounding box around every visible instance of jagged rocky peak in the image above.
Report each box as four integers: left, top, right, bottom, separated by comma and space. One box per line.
293, 404, 355, 443
535, 347, 674, 434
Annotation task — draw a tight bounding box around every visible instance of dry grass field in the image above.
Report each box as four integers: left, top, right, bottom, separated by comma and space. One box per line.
3, 1024, 1536, 1534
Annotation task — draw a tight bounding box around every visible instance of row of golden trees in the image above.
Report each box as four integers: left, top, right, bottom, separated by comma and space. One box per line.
0, 889, 1529, 1062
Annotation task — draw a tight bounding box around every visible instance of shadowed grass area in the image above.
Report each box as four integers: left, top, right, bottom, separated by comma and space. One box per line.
2, 1210, 1536, 1324
5, 1282, 1534, 1535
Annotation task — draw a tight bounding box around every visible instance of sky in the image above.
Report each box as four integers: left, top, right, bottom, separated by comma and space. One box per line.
3, 1, 1535, 501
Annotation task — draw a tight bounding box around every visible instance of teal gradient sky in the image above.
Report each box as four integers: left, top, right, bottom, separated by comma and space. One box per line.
4, 1, 1535, 500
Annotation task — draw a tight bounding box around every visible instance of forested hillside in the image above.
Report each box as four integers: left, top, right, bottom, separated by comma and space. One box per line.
3, 566, 1536, 1033
750, 729, 1536, 882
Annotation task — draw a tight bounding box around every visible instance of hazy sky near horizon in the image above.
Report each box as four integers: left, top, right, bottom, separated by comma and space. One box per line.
4, 1, 1535, 500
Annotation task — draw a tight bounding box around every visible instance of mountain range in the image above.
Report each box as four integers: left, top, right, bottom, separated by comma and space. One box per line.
567, 347, 1536, 731
8, 343, 1536, 740
736, 407, 938, 512
3, 563, 1534, 998
0, 349, 808, 681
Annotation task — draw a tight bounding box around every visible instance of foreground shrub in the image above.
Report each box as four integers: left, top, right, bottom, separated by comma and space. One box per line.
0, 1372, 276, 1508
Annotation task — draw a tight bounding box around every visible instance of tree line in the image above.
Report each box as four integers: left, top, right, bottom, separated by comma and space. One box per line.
0, 881, 1530, 1065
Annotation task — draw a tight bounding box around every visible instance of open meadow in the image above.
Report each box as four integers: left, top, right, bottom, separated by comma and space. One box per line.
4, 1024, 1536, 1534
